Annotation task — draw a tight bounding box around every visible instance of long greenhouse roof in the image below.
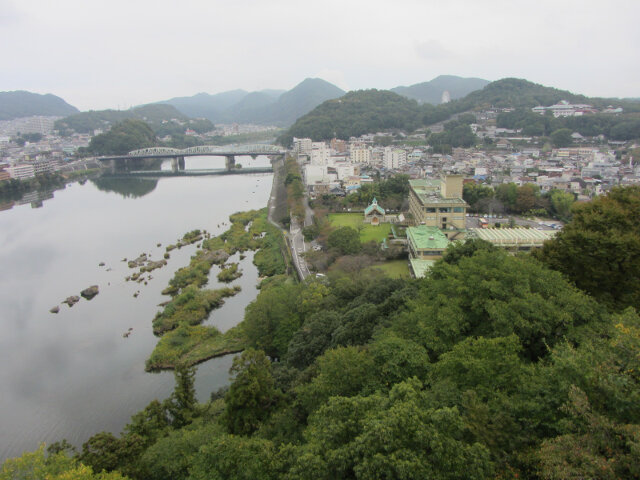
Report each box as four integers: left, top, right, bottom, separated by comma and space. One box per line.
471, 228, 556, 246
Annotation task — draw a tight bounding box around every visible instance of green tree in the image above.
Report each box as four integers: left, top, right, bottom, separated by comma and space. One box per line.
550, 128, 573, 148
0, 445, 127, 480
536, 186, 640, 311
223, 349, 280, 435
548, 189, 575, 221
165, 365, 197, 428
327, 226, 361, 255
395, 249, 606, 361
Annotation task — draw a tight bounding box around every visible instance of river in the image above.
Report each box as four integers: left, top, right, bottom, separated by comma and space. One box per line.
0, 155, 274, 461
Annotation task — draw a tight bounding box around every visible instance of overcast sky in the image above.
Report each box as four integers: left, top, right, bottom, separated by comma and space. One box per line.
2, 0, 639, 111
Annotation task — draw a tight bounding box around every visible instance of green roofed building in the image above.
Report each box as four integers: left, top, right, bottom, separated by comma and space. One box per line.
407, 225, 450, 260
409, 258, 436, 279
363, 197, 386, 225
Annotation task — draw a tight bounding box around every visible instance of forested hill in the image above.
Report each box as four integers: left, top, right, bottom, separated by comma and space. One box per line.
279, 78, 640, 144
0, 90, 78, 120
55, 104, 189, 134
279, 89, 423, 143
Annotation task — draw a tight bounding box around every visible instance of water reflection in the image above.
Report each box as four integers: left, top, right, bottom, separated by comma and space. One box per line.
0, 158, 273, 461
92, 177, 159, 198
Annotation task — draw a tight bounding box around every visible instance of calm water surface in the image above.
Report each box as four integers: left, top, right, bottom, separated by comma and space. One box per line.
0, 156, 273, 460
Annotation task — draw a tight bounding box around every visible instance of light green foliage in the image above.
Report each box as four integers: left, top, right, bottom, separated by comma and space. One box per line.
0, 445, 127, 480
327, 214, 392, 243
536, 186, 640, 311
152, 285, 241, 335
189, 435, 285, 480
217, 263, 241, 283
146, 323, 244, 370
549, 189, 576, 221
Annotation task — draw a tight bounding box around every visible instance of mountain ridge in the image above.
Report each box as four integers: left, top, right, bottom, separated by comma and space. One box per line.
0, 90, 79, 121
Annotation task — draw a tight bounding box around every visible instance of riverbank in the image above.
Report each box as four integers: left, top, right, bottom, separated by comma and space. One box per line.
145, 208, 288, 371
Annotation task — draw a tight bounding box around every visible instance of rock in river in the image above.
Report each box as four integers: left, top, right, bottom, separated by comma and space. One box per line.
63, 296, 80, 307
80, 285, 99, 300
50, 306, 60, 314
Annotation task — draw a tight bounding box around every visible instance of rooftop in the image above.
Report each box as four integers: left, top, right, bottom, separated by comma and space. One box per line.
409, 258, 436, 279
407, 226, 450, 250
471, 228, 556, 246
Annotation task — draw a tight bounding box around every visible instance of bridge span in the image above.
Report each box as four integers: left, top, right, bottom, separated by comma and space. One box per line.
99, 144, 287, 171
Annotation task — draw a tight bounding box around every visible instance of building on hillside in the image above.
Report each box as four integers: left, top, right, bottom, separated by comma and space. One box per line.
408, 175, 468, 240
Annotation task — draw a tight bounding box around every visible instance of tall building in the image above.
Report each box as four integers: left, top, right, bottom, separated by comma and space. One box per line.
383, 147, 407, 170
350, 145, 371, 164
441, 90, 451, 104
408, 175, 468, 239
310, 142, 331, 165
293, 137, 312, 156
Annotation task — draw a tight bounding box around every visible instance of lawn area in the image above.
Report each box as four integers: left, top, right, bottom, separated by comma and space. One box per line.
328, 213, 392, 243
366, 260, 411, 279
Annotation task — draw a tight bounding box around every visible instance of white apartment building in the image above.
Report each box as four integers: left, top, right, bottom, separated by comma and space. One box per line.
334, 162, 357, 181
350, 145, 371, 164
383, 147, 407, 170
8, 163, 36, 180
303, 164, 329, 186
310, 142, 331, 166
293, 137, 312, 156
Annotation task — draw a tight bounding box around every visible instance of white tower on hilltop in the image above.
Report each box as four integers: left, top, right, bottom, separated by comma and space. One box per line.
441, 90, 451, 104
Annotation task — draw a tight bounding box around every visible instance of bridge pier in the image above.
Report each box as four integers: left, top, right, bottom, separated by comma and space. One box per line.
225, 155, 235, 171
171, 156, 185, 172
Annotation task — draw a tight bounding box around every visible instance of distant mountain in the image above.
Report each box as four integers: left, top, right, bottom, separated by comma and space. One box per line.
392, 75, 490, 105
154, 78, 345, 126
261, 78, 346, 126
160, 90, 248, 120
55, 103, 190, 134
280, 89, 422, 144
0, 90, 79, 121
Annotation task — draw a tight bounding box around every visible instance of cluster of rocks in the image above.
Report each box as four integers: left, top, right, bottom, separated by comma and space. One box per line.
51, 285, 99, 313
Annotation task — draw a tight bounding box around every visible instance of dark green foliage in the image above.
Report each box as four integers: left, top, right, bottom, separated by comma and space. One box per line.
396, 249, 606, 361
280, 89, 423, 143
536, 185, 640, 311
165, 366, 197, 428
327, 226, 361, 255
550, 128, 573, 147
55, 104, 187, 135
222, 349, 280, 435
86, 119, 156, 155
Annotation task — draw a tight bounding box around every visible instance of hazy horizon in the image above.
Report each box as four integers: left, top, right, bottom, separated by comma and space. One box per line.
2, 0, 639, 111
